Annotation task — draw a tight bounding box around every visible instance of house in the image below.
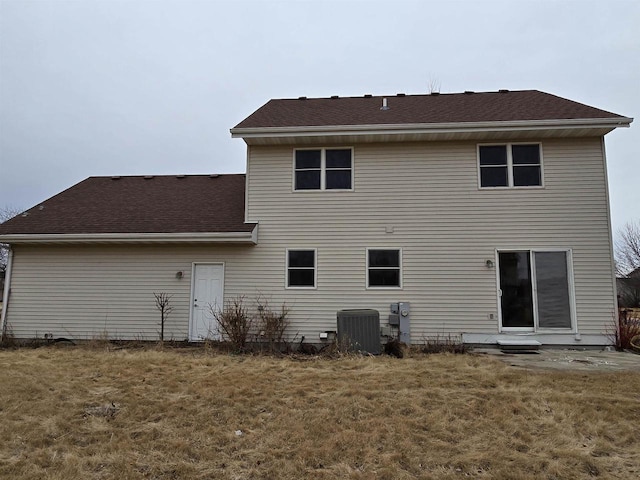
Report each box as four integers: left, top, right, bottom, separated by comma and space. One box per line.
0, 90, 633, 346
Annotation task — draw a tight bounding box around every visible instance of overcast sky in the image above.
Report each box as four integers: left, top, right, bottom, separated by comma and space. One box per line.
1, 0, 638, 234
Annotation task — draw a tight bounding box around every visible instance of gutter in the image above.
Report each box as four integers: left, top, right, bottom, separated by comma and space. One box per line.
230, 117, 633, 139
1, 247, 13, 341
0, 230, 258, 245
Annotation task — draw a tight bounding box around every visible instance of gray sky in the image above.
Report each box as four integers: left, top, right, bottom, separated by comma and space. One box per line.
1, 0, 638, 234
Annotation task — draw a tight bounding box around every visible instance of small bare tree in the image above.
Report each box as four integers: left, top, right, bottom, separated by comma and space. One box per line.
615, 220, 640, 308
616, 220, 640, 275
153, 292, 173, 344
1, 206, 23, 274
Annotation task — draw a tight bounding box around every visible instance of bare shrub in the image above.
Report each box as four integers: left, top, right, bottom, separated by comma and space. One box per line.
0, 325, 16, 348
319, 334, 360, 358
610, 309, 640, 351
211, 296, 253, 351
255, 296, 290, 352
384, 338, 405, 358
421, 333, 467, 354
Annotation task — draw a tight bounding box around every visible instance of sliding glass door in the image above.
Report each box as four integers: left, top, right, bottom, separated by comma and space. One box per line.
498, 250, 573, 331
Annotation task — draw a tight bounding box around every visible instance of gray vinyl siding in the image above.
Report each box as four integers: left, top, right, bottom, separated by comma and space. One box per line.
244, 137, 616, 340
5, 245, 259, 340
4, 137, 616, 342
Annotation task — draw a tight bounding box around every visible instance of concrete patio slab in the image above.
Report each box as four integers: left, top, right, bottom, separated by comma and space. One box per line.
473, 347, 640, 372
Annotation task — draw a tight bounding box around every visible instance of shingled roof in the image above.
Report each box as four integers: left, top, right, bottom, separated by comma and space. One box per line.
233, 90, 627, 129
0, 174, 255, 240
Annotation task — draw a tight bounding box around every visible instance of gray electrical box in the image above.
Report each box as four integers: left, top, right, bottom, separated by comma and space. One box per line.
398, 302, 411, 344
337, 309, 381, 354
389, 302, 411, 344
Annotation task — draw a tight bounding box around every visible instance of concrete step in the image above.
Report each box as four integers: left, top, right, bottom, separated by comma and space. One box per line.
496, 339, 542, 353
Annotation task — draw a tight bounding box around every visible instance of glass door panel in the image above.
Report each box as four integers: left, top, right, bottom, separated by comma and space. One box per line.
535, 251, 572, 329
499, 252, 534, 329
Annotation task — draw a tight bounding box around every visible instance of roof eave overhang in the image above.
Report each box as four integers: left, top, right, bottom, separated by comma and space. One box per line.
0, 228, 259, 245
231, 117, 633, 144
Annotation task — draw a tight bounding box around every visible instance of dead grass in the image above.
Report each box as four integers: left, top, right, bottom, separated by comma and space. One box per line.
0, 346, 639, 479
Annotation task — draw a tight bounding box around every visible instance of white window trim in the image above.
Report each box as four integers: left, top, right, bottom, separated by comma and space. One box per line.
495, 248, 577, 334
292, 147, 354, 192
285, 248, 317, 289
366, 247, 403, 290
477, 142, 544, 189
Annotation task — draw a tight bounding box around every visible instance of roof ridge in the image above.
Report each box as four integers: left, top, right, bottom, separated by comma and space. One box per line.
271, 89, 538, 101
87, 173, 246, 179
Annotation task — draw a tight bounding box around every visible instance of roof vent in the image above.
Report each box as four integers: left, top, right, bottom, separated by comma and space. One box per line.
396, 93, 405, 97
111, 176, 121, 180
21, 212, 29, 217
209, 174, 220, 178
38, 205, 44, 211
431, 92, 440, 96
380, 98, 389, 111
298, 96, 307, 100
144, 175, 154, 180
464, 90, 474, 94
331, 95, 339, 99
499, 89, 509, 93
176, 175, 185, 179
364, 94, 372, 98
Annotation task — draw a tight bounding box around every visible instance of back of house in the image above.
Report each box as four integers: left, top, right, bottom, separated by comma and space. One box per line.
0, 89, 633, 348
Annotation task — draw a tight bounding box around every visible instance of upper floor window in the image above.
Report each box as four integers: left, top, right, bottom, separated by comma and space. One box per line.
478, 144, 542, 188
294, 148, 353, 190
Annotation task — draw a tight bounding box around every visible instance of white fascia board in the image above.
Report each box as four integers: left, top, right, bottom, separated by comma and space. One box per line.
0, 230, 258, 245
231, 117, 633, 139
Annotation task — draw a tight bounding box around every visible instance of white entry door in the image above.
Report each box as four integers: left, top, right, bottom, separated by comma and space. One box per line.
190, 264, 224, 341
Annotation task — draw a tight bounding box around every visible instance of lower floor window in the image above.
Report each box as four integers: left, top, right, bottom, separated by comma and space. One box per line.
287, 249, 316, 288
498, 250, 573, 330
367, 249, 401, 288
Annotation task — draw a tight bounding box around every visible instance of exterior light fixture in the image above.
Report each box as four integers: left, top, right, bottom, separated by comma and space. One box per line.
485, 259, 495, 269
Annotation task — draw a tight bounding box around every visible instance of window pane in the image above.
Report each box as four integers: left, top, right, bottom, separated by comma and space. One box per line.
295, 171, 320, 190
289, 269, 315, 287
288, 250, 315, 268
479, 146, 507, 165
513, 165, 541, 186
369, 269, 400, 287
480, 166, 508, 187
369, 250, 399, 267
326, 170, 351, 189
512, 145, 540, 165
326, 149, 352, 168
499, 252, 534, 328
295, 150, 321, 169
535, 252, 571, 329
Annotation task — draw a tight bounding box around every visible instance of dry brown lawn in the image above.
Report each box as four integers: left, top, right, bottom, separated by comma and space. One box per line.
0, 346, 639, 479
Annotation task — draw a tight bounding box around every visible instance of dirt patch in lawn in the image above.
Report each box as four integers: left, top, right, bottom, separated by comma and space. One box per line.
1, 346, 639, 479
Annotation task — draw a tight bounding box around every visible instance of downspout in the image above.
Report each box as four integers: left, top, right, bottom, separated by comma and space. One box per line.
600, 136, 619, 344
1, 247, 13, 341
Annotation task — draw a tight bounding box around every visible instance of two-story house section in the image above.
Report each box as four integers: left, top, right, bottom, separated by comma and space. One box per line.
231, 90, 632, 347
0, 90, 632, 346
